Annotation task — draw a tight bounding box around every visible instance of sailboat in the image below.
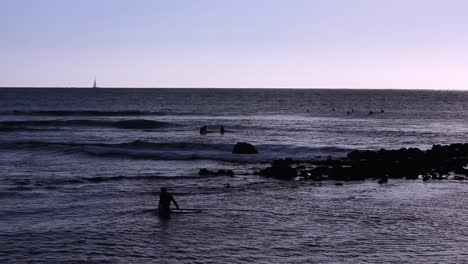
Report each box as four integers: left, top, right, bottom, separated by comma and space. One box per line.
93, 78, 97, 89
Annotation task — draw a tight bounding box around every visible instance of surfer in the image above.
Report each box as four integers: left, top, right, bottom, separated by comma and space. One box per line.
200, 125, 207, 135
158, 187, 180, 217
220, 126, 225, 134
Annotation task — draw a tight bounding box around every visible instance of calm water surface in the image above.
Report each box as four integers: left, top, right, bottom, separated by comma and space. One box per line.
2, 88, 468, 263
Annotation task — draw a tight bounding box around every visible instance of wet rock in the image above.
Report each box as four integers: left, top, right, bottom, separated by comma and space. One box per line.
378, 177, 388, 184
232, 142, 258, 154
306, 166, 329, 181
405, 175, 419, 180
259, 164, 297, 180
113, 119, 167, 129
218, 169, 235, 176
422, 175, 431, 181
198, 168, 210, 176
272, 158, 296, 167
258, 143, 468, 182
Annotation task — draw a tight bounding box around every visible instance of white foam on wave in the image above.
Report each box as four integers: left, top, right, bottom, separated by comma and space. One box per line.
83, 144, 350, 163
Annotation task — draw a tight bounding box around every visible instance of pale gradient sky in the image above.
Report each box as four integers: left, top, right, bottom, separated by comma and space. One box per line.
1, 0, 468, 89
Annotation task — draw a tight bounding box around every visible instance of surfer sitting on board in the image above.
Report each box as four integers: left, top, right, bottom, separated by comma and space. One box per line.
158, 187, 180, 217
200, 125, 208, 135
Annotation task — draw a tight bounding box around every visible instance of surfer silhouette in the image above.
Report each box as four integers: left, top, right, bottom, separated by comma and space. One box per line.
220, 126, 225, 134
200, 125, 207, 135
158, 187, 180, 217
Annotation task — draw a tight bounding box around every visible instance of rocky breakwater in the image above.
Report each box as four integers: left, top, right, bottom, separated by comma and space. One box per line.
258, 143, 468, 181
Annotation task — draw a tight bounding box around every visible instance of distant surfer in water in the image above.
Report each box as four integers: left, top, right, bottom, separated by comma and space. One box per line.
220, 126, 225, 134
200, 125, 207, 135
158, 187, 180, 217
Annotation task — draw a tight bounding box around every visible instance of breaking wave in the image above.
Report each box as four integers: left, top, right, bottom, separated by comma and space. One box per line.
0, 119, 172, 130
0, 110, 210, 117
4, 140, 350, 163
45, 174, 214, 185
1, 110, 162, 116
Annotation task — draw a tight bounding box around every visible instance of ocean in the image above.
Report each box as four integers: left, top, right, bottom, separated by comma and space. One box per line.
2, 88, 468, 263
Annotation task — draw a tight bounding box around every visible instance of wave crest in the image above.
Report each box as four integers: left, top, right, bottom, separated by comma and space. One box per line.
0, 119, 171, 130
2, 110, 162, 116
5, 140, 350, 163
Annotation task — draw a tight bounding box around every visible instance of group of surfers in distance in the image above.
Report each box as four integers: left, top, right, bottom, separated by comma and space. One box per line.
330, 108, 384, 115
200, 125, 228, 135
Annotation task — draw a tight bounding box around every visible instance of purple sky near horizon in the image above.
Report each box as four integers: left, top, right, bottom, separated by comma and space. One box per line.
1, 0, 468, 89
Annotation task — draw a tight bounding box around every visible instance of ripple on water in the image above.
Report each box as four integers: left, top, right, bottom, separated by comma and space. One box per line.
3, 181, 468, 263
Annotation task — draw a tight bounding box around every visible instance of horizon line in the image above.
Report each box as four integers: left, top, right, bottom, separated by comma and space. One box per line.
1, 86, 467, 91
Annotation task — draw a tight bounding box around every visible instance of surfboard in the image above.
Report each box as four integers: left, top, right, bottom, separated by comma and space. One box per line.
171, 209, 203, 214
155, 209, 203, 216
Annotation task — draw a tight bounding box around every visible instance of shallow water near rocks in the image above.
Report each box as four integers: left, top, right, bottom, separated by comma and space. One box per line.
3, 179, 468, 263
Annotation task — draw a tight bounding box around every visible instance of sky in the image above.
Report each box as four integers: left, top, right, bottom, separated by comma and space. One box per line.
1, 0, 468, 89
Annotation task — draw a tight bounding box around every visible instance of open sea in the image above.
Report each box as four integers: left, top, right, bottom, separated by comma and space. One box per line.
2, 88, 468, 263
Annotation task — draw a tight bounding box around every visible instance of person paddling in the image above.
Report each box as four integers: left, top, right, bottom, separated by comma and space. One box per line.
158, 187, 180, 217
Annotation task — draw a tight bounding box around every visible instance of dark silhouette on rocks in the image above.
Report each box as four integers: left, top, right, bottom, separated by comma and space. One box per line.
232, 142, 258, 154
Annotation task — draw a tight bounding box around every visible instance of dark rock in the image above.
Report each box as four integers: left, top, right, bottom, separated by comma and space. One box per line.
259, 164, 297, 180
377, 177, 388, 184
307, 166, 329, 181
113, 119, 167, 129
405, 175, 419, 180
453, 168, 468, 176
198, 168, 210, 176
218, 169, 234, 176
272, 158, 295, 167
232, 142, 258, 154
258, 143, 468, 182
